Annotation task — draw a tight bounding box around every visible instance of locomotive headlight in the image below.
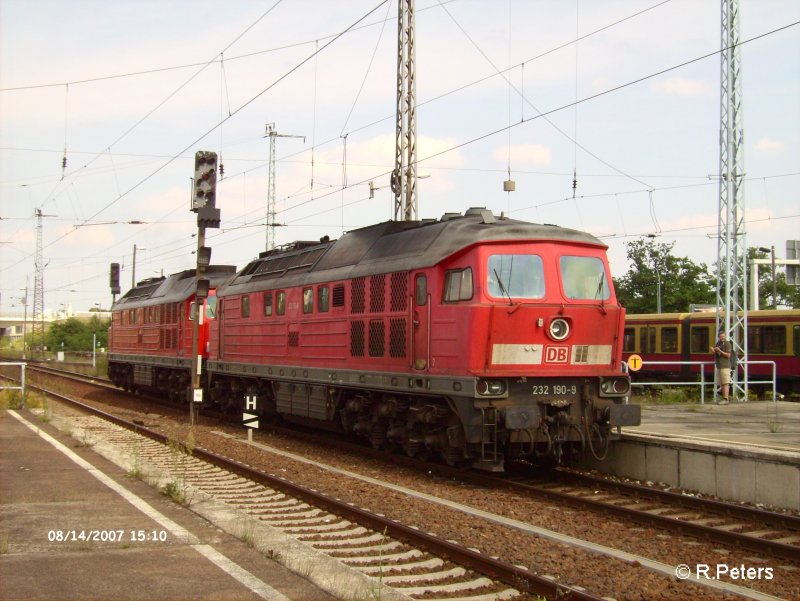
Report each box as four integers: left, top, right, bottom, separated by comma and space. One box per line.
477, 379, 507, 396
548, 318, 570, 341
600, 377, 630, 397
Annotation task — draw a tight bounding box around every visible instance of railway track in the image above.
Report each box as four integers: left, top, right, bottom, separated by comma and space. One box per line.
17, 362, 800, 563
7, 368, 608, 601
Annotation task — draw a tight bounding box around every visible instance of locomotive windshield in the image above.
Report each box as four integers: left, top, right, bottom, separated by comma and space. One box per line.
487, 254, 545, 299
560, 256, 610, 300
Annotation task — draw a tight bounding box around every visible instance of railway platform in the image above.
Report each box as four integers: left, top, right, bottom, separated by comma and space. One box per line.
0, 408, 334, 601
587, 400, 800, 512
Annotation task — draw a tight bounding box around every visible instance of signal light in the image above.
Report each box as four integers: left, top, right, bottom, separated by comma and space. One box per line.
193, 151, 217, 210
196, 279, 210, 299
197, 246, 211, 268
109, 262, 121, 295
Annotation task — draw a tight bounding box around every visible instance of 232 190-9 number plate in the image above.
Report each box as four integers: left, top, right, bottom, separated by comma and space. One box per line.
526, 380, 580, 400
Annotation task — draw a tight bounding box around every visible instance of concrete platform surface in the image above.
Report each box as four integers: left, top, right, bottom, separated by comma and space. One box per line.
0, 409, 334, 601
629, 400, 800, 452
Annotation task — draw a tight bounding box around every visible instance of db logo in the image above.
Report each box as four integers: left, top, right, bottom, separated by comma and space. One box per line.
544, 346, 570, 364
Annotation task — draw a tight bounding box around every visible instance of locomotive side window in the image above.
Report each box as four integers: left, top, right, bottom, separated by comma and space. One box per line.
560, 256, 609, 300
794, 325, 800, 356
205, 295, 217, 319
303, 287, 314, 314
690, 326, 710, 353
488, 254, 544, 299
623, 327, 636, 352
241, 295, 250, 318
277, 292, 286, 316
318, 285, 330, 312
264, 293, 273, 316
443, 268, 473, 302
660, 327, 678, 352
415, 274, 427, 306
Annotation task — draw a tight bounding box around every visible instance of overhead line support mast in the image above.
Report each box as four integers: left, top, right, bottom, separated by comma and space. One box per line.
391, 0, 418, 222
716, 0, 748, 401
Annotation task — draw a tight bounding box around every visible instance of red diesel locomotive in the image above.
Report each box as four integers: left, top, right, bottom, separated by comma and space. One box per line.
108, 265, 236, 398
109, 208, 639, 470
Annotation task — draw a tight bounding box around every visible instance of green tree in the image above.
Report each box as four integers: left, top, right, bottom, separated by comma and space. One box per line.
614, 238, 715, 314
45, 315, 109, 352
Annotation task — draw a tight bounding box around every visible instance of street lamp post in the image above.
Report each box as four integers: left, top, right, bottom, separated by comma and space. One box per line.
757, 246, 777, 308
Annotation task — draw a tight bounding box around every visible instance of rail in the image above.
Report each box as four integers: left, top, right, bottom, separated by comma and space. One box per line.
0, 362, 27, 405
626, 360, 777, 403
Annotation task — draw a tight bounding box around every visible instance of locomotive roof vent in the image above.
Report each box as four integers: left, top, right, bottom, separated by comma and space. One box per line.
464, 207, 496, 224
440, 212, 462, 222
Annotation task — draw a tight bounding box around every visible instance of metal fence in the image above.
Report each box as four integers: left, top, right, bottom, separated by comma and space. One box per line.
0, 362, 27, 407
626, 360, 777, 404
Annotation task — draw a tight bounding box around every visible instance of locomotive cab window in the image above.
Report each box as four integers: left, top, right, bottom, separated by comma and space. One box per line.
264, 293, 273, 316
303, 288, 314, 314
443, 268, 473, 302
205, 295, 217, 319
415, 274, 427, 306
560, 256, 609, 300
276, 291, 286, 316
241, 295, 250, 318
488, 254, 544, 300
318, 285, 330, 312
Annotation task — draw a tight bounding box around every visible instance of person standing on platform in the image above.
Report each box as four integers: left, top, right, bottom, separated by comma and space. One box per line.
711, 331, 732, 404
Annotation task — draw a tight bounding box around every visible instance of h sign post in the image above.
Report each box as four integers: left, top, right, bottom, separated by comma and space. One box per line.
243, 395, 259, 442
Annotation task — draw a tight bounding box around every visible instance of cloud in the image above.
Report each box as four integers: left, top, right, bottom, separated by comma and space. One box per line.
753, 137, 784, 155
492, 143, 552, 166
651, 78, 711, 97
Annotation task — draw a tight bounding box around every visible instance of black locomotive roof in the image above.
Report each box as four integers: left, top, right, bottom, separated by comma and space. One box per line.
219, 208, 605, 295
111, 265, 237, 310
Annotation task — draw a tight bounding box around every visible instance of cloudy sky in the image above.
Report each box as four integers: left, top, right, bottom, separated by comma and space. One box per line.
1, 0, 798, 314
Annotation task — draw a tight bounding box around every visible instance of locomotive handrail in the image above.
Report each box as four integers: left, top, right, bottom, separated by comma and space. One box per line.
626, 359, 777, 404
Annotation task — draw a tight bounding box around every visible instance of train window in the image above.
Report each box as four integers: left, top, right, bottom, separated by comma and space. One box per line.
623, 327, 636, 352
794, 325, 800, 357
747, 325, 786, 354
488, 255, 544, 299
443, 268, 473, 302
318, 285, 330, 313
242, 295, 250, 318
277, 292, 286, 316
303, 288, 314, 314
264, 293, 273, 316
205, 296, 217, 319
415, 274, 427, 306
560, 256, 609, 300
690, 326, 710, 353
661, 327, 678, 353
639, 326, 656, 354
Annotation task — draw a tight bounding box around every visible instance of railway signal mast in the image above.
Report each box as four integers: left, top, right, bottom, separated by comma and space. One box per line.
391, 0, 418, 222
715, 0, 748, 401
